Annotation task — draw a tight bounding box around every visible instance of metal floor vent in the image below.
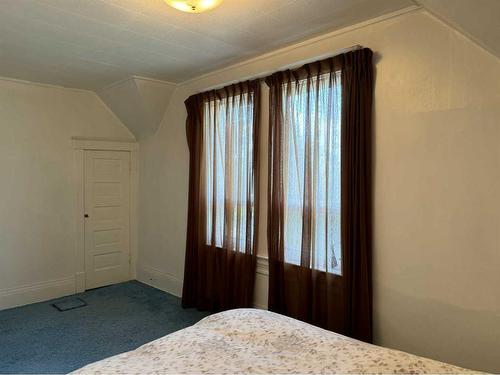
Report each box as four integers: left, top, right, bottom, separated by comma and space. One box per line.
52, 297, 88, 312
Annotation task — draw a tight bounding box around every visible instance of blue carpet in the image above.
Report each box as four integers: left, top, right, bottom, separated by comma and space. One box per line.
0, 281, 209, 374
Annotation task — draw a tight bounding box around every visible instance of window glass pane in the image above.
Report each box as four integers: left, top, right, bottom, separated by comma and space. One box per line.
282, 72, 342, 275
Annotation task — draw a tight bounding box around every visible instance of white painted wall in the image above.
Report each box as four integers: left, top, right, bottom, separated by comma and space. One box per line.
137, 8, 500, 373
0, 79, 134, 309
417, 0, 500, 58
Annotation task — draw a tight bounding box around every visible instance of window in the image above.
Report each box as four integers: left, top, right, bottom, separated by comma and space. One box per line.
203, 92, 255, 253
282, 72, 342, 274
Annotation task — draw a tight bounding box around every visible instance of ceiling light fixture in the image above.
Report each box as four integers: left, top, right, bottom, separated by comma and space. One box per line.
164, 0, 223, 13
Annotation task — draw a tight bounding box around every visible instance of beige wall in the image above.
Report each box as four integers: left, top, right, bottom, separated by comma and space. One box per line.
136, 9, 500, 372
0, 79, 134, 309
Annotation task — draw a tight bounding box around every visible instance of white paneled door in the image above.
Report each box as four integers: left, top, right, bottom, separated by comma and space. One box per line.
84, 150, 131, 289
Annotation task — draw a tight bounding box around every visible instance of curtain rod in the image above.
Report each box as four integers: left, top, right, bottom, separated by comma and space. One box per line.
261, 44, 362, 77
200, 45, 362, 93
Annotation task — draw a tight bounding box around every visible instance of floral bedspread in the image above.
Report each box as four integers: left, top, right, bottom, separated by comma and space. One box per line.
73, 308, 475, 374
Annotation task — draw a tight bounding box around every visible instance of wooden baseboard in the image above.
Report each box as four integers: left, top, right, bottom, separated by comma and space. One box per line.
0, 276, 75, 311
136, 264, 183, 297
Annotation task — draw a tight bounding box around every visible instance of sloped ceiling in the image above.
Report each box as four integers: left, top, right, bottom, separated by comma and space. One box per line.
98, 77, 175, 139
417, 0, 500, 59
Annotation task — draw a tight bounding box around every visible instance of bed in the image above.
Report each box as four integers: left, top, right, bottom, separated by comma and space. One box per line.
73, 308, 475, 374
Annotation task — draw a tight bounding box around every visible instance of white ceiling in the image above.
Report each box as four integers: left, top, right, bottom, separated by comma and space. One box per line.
0, 0, 416, 91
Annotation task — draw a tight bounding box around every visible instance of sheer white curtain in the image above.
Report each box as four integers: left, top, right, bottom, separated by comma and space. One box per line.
281, 72, 342, 274
203, 91, 256, 254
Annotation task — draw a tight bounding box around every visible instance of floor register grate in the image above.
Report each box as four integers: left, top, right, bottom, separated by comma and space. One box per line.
52, 297, 88, 312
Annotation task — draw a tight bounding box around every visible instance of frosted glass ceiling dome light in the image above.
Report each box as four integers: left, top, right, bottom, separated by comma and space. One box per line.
165, 0, 223, 13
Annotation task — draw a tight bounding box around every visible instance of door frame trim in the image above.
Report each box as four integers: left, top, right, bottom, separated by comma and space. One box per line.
72, 137, 139, 292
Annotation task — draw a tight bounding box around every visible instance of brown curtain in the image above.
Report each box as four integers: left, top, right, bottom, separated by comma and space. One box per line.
266, 48, 373, 342
182, 80, 261, 311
